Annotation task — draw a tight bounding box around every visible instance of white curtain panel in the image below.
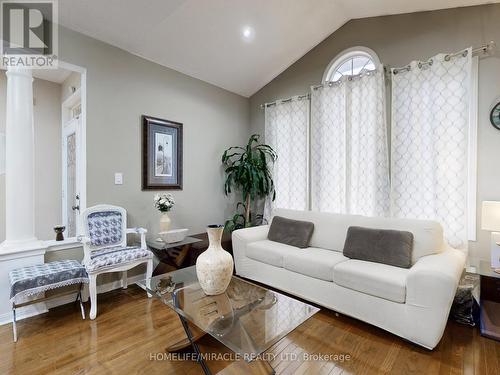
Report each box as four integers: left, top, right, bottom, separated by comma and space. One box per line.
264, 99, 309, 215
391, 49, 472, 249
0, 132, 5, 175
311, 70, 390, 216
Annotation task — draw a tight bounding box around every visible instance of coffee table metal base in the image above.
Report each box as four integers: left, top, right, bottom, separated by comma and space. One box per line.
173, 312, 275, 375
177, 313, 213, 375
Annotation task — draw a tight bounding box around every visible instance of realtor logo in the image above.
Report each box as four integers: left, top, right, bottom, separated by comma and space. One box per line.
1, 0, 58, 68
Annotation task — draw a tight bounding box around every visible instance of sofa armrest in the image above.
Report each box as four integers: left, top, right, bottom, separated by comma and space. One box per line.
232, 225, 270, 271
406, 248, 466, 308
232, 225, 270, 244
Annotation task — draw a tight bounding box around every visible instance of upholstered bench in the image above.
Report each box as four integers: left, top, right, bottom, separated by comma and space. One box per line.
9, 259, 89, 342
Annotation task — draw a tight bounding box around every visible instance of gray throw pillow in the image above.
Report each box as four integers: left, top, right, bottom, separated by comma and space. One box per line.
268, 216, 314, 249
343, 226, 414, 268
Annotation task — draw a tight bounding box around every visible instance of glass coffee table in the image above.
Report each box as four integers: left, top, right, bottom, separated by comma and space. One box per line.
137, 266, 319, 374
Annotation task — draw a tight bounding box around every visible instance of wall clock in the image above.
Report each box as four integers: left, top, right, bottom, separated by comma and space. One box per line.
491, 101, 500, 130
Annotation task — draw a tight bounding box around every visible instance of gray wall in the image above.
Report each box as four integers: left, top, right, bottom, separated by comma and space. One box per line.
0, 75, 62, 241
45, 27, 249, 281
33, 79, 63, 240
57, 26, 248, 236
249, 4, 500, 265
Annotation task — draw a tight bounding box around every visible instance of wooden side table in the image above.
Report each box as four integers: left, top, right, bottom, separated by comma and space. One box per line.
477, 261, 500, 341
147, 232, 234, 276
147, 236, 202, 276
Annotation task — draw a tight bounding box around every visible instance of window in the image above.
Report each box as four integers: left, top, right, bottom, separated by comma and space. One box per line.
323, 47, 380, 83
390, 50, 475, 249
312, 46, 389, 217
266, 46, 476, 250
264, 98, 309, 215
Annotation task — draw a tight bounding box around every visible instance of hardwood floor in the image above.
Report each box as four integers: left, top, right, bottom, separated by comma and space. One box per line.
1, 285, 499, 375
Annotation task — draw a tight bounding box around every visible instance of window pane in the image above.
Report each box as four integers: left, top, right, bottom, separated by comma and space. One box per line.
336, 60, 352, 76
327, 52, 378, 81
364, 61, 376, 71
66, 133, 77, 237
352, 57, 370, 75
332, 72, 342, 81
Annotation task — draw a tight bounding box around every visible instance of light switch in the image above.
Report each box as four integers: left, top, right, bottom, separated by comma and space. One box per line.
114, 173, 123, 185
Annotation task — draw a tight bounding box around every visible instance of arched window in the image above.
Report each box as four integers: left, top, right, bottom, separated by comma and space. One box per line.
312, 46, 389, 217
322, 47, 380, 83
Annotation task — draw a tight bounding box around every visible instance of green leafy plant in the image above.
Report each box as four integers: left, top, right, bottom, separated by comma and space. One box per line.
222, 134, 277, 230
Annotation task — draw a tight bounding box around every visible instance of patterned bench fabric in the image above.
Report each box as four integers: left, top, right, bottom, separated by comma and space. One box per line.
9, 260, 88, 301
86, 246, 152, 273
88, 210, 123, 247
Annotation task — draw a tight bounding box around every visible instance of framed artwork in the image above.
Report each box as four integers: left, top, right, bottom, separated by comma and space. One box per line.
142, 115, 183, 190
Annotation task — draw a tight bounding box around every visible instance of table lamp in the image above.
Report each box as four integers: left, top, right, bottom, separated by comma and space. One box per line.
481, 201, 500, 273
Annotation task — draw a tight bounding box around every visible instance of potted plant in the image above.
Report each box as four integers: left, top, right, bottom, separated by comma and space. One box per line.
222, 134, 277, 231
154, 193, 175, 232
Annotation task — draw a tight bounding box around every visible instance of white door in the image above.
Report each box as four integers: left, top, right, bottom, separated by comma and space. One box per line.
62, 116, 81, 238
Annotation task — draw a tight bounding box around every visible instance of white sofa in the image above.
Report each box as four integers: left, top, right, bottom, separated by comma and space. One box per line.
232, 208, 466, 349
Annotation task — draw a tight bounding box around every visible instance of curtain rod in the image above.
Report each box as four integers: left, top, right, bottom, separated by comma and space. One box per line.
472, 40, 496, 55
312, 68, 380, 91
260, 41, 495, 107
392, 41, 495, 74
260, 94, 310, 109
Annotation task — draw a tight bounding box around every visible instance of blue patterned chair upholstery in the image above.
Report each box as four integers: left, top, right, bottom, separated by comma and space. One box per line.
80, 205, 153, 319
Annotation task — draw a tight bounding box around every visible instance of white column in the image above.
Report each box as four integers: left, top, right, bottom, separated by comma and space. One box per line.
1, 67, 42, 251
0, 68, 47, 325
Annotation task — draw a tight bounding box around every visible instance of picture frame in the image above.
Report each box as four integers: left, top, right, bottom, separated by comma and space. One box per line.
142, 115, 183, 190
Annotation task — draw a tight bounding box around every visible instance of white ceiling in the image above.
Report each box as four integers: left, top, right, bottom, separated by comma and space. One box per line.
58, 0, 497, 97
32, 68, 72, 84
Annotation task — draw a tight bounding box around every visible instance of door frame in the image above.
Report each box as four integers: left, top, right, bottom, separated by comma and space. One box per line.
61, 117, 80, 236
60, 61, 87, 239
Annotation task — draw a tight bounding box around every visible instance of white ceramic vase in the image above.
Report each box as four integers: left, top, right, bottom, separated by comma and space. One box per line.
196, 225, 234, 295
159, 212, 171, 232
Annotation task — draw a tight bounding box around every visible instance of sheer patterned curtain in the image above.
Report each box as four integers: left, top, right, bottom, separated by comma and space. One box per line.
264, 98, 309, 216
391, 49, 472, 249
311, 69, 390, 216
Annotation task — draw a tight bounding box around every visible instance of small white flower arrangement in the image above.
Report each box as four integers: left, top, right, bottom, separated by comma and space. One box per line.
154, 193, 175, 213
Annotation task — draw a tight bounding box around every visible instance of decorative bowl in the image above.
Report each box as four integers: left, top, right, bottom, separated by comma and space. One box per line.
159, 228, 188, 244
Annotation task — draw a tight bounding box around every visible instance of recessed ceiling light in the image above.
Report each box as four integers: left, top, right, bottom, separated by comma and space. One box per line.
242, 26, 255, 42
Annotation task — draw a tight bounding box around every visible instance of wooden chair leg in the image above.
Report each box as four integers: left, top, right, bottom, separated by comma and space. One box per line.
89, 274, 98, 320
122, 270, 128, 289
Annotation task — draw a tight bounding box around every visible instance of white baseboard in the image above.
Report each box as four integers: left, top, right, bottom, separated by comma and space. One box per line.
0, 273, 147, 326
0, 304, 48, 327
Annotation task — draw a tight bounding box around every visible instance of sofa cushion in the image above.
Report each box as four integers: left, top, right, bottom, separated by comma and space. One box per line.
358, 217, 444, 264
284, 247, 348, 281
246, 240, 296, 268
343, 226, 413, 268
268, 216, 314, 248
86, 246, 152, 273
333, 260, 408, 303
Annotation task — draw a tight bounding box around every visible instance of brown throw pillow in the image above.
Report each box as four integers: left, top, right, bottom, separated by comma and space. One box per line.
268, 216, 314, 249
343, 226, 414, 268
